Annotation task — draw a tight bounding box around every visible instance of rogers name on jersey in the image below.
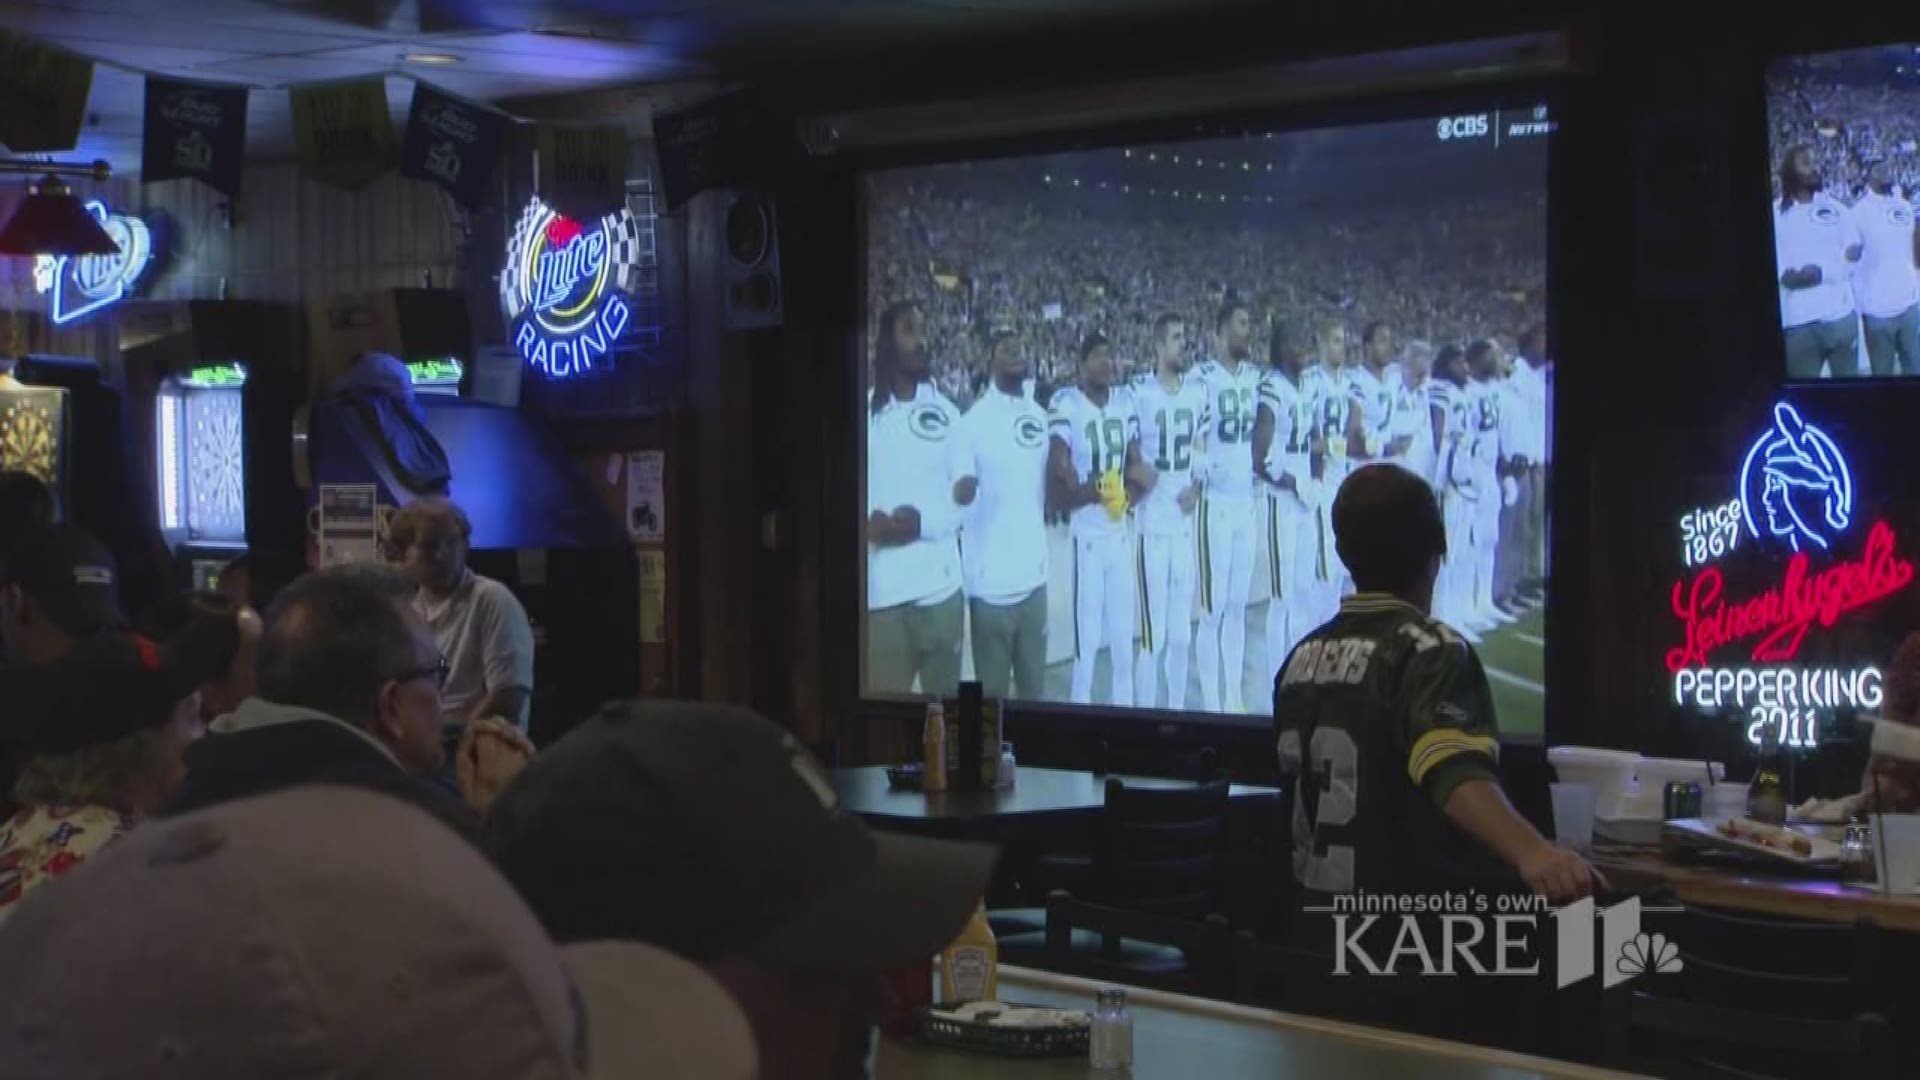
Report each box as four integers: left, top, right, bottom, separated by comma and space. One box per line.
1279, 637, 1379, 687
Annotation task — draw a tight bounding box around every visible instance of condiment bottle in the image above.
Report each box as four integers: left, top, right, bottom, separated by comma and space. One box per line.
939, 901, 998, 1004
923, 700, 947, 793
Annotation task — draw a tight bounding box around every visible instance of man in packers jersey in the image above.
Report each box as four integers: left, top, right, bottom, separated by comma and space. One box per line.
1252, 324, 1320, 685
954, 331, 1050, 701
1049, 333, 1146, 707
1131, 315, 1209, 709
1190, 301, 1261, 714
1273, 463, 1598, 909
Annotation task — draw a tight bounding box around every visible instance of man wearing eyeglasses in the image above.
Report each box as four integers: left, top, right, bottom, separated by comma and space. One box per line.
164, 562, 531, 836
386, 498, 536, 745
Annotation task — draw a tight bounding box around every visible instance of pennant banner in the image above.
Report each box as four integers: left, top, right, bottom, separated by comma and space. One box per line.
401, 82, 507, 210
142, 75, 249, 197
535, 123, 627, 222
290, 78, 396, 191
0, 30, 92, 153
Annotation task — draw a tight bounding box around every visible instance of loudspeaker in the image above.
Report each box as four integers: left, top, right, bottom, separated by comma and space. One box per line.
721, 190, 783, 330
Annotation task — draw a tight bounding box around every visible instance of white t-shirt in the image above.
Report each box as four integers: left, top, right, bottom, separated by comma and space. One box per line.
1257, 367, 1316, 493
414, 571, 535, 733
1508, 359, 1549, 464
1850, 191, 1920, 319
955, 385, 1049, 604
1132, 372, 1211, 536
1048, 384, 1140, 540
1190, 357, 1262, 501
1775, 193, 1862, 328
867, 383, 966, 610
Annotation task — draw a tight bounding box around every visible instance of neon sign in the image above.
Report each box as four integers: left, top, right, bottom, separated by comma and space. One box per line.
406, 358, 463, 386
32, 201, 153, 325
499, 198, 637, 379
1664, 520, 1914, 669
1737, 402, 1853, 552
1663, 401, 1913, 749
176, 362, 247, 389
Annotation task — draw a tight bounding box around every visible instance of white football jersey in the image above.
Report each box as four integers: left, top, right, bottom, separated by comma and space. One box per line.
1191, 357, 1262, 500
1132, 372, 1211, 536
1048, 384, 1141, 538
1345, 362, 1399, 458
1434, 380, 1476, 493
1310, 363, 1359, 483
1257, 367, 1316, 490
1393, 374, 1436, 479
1467, 378, 1504, 474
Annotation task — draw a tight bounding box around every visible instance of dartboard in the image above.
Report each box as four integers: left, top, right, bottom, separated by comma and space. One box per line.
0, 400, 58, 486
184, 390, 245, 542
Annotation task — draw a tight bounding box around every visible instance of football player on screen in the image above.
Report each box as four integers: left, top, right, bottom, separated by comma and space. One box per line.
1464, 339, 1510, 631
1252, 321, 1321, 685
1307, 320, 1362, 627
1775, 144, 1864, 379
1850, 161, 1920, 377
1049, 333, 1148, 707
953, 331, 1050, 701
1431, 343, 1480, 643
1131, 315, 1210, 710
865, 301, 966, 698
1190, 301, 1263, 714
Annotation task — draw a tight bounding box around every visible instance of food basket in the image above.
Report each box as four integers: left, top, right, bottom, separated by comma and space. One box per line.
919, 1002, 1090, 1057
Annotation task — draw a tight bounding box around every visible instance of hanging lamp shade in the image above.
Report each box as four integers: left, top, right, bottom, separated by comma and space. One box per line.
0, 174, 119, 258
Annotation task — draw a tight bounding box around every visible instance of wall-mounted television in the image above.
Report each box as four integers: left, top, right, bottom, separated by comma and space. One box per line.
1766, 45, 1920, 381
859, 102, 1552, 735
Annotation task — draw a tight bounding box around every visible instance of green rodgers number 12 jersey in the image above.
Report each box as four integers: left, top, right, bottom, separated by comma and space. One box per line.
1273, 593, 1507, 898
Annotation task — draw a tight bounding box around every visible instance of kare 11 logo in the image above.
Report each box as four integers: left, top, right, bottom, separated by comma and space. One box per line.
1323, 893, 1683, 989
32, 201, 154, 325
500, 197, 643, 379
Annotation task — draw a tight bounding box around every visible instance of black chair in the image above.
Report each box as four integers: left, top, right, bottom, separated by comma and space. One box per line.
1603, 903, 1896, 1079
1099, 740, 1220, 781
995, 778, 1231, 959
1041, 891, 1232, 996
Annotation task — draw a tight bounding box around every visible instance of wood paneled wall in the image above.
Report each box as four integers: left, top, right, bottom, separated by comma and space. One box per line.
0, 164, 474, 355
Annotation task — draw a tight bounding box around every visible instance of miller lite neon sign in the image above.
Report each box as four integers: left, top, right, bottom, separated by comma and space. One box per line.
499, 197, 639, 379
1663, 401, 1914, 749
33, 201, 153, 325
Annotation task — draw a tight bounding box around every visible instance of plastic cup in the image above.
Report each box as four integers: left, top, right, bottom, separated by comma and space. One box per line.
1550, 782, 1597, 854
1870, 814, 1920, 893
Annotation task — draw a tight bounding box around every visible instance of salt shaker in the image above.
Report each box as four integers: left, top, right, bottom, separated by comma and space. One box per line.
998, 742, 1017, 789
1089, 987, 1133, 1070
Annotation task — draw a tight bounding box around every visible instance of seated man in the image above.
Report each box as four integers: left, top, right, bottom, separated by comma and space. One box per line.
386, 499, 535, 743
164, 563, 529, 836
0, 786, 757, 1079
484, 701, 998, 1080
1, 524, 121, 668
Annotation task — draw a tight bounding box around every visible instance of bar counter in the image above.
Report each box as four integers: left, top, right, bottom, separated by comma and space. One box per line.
1596, 848, 1920, 931
879, 965, 1645, 1079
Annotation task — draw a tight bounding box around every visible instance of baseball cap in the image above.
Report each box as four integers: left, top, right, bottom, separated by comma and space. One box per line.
0, 785, 757, 1080
0, 523, 119, 636
484, 700, 998, 971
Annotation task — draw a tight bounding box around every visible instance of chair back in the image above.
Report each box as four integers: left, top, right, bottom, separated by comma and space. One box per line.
1096, 777, 1230, 918
1099, 739, 1220, 781
1043, 891, 1231, 997
1604, 902, 1894, 1077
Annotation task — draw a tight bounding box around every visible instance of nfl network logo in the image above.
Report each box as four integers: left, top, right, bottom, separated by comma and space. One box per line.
1326, 893, 1684, 988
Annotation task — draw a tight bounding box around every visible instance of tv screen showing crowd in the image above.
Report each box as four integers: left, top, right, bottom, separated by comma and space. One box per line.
862, 110, 1552, 734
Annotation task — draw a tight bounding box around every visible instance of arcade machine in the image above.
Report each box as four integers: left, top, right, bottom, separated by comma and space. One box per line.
118, 301, 304, 605
299, 289, 637, 743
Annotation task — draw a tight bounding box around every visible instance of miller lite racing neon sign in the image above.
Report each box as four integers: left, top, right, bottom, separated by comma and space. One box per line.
1665, 403, 1913, 748
499, 197, 642, 379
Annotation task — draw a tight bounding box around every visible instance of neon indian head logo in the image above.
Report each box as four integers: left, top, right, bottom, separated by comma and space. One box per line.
500, 198, 638, 379
1738, 402, 1853, 553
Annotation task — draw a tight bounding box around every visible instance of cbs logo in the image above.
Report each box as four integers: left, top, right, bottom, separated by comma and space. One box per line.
1436, 115, 1490, 141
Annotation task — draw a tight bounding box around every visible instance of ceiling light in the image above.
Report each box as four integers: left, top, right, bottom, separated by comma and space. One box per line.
402, 52, 461, 65
0, 172, 119, 258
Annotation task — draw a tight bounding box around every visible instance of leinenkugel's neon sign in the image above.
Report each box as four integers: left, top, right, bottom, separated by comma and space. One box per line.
1664, 403, 1913, 748
499, 198, 637, 379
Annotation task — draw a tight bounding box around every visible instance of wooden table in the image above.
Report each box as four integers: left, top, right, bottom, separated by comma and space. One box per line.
1596, 848, 1920, 931
833, 766, 1281, 829
878, 965, 1644, 1079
